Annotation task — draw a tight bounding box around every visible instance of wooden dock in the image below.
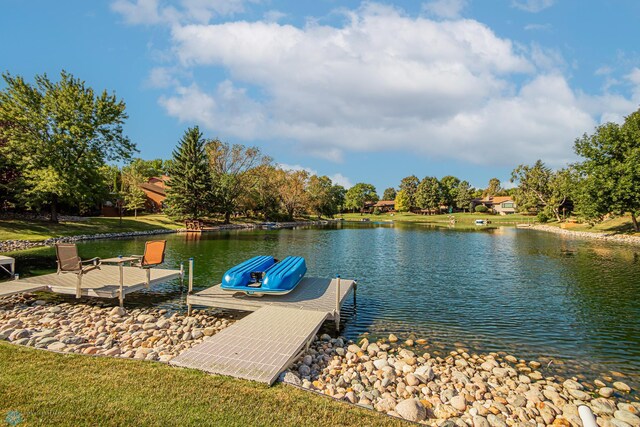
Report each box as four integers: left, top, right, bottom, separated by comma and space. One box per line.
172, 276, 356, 384
2, 265, 182, 302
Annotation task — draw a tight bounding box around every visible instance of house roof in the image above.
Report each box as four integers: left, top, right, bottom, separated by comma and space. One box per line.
491, 196, 513, 204
374, 200, 395, 207
140, 182, 166, 197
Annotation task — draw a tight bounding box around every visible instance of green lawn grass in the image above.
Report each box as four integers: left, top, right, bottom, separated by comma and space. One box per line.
339, 211, 533, 225
0, 214, 183, 242
0, 342, 407, 426
536, 214, 640, 235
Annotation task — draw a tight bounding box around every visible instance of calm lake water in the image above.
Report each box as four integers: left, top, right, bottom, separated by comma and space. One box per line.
9, 223, 640, 392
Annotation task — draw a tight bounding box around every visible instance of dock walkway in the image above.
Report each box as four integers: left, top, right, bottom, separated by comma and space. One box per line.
1, 265, 182, 303
172, 277, 356, 384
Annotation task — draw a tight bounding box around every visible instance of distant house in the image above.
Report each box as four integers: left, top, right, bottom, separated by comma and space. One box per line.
140, 175, 170, 213
373, 200, 395, 212
472, 196, 516, 215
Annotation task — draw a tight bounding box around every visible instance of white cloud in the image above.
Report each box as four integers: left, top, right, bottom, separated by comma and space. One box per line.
145, 3, 638, 169
111, 0, 256, 25
329, 173, 353, 188
511, 0, 555, 13
422, 0, 468, 19
147, 67, 179, 88
263, 10, 286, 23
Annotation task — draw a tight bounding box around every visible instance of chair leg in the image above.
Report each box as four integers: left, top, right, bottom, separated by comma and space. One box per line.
146, 268, 151, 289
76, 274, 82, 299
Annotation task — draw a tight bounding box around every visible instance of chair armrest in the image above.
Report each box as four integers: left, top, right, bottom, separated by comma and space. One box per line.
81, 257, 101, 266
130, 255, 143, 259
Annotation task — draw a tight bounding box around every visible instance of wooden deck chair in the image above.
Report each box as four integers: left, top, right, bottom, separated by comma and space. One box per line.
131, 240, 167, 288
55, 243, 101, 299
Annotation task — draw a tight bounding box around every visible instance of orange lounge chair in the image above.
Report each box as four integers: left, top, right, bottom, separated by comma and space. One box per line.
131, 240, 167, 288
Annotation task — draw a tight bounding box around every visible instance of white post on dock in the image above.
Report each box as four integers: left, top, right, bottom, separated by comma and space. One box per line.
187, 257, 194, 316
180, 262, 184, 289
335, 275, 341, 332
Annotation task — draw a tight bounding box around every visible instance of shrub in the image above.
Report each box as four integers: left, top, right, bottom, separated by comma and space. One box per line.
537, 211, 550, 223
373, 208, 381, 215
475, 205, 488, 213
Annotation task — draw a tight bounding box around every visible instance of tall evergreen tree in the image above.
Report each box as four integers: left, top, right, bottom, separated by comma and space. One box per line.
165, 127, 213, 220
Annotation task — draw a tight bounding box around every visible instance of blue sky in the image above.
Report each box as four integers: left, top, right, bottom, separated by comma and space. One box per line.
1, 0, 639, 192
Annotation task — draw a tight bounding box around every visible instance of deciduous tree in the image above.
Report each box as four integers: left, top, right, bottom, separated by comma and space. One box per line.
382, 187, 397, 201
394, 190, 411, 213
345, 183, 378, 214
206, 139, 271, 224
0, 71, 134, 221
574, 109, 640, 230
416, 176, 441, 214
399, 175, 419, 208
455, 180, 473, 212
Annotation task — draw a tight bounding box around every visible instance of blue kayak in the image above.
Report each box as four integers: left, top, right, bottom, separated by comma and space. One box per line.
220, 255, 307, 295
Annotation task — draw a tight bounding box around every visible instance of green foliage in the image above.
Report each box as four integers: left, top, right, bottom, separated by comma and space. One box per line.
399, 175, 419, 208
439, 175, 460, 208
511, 160, 573, 222
307, 175, 341, 218
382, 187, 397, 201
475, 205, 488, 213
536, 211, 550, 223
416, 176, 440, 212
206, 139, 271, 224
574, 108, 640, 231
373, 207, 381, 215
276, 169, 309, 220
483, 178, 503, 198
121, 167, 147, 217
164, 127, 213, 220
344, 183, 378, 213
394, 190, 411, 213
455, 180, 473, 212
0, 70, 134, 221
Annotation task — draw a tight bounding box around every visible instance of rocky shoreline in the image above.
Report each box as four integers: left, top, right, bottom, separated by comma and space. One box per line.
282, 334, 639, 426
527, 225, 640, 246
0, 219, 337, 253
0, 294, 232, 361
3, 294, 638, 426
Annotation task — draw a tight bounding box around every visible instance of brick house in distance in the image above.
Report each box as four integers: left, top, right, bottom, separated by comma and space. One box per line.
472, 196, 517, 215
140, 175, 169, 213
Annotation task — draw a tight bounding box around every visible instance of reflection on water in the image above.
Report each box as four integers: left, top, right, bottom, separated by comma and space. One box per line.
8, 223, 640, 393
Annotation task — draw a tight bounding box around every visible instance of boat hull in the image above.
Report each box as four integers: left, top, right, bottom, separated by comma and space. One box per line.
220, 255, 307, 295
221, 255, 275, 290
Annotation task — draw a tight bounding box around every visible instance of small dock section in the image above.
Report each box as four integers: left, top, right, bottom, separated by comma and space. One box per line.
173, 276, 356, 384
0, 281, 47, 298
171, 306, 328, 384
2, 265, 182, 301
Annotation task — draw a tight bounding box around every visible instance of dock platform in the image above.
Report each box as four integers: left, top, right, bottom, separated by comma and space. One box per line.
1, 265, 182, 302
187, 277, 355, 321
173, 276, 356, 384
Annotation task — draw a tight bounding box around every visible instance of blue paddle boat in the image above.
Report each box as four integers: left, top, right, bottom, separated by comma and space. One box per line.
221, 255, 307, 295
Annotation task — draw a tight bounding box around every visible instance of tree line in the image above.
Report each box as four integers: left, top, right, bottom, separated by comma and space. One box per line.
164, 127, 346, 223
1, 71, 638, 230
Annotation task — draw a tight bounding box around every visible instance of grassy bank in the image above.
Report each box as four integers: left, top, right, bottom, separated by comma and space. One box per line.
339, 211, 533, 226
0, 342, 407, 426
537, 214, 640, 236
0, 215, 183, 242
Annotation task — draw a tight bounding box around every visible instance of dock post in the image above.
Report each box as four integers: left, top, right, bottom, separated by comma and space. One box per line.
187, 257, 194, 316
335, 275, 341, 332
180, 262, 184, 290
353, 279, 357, 307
